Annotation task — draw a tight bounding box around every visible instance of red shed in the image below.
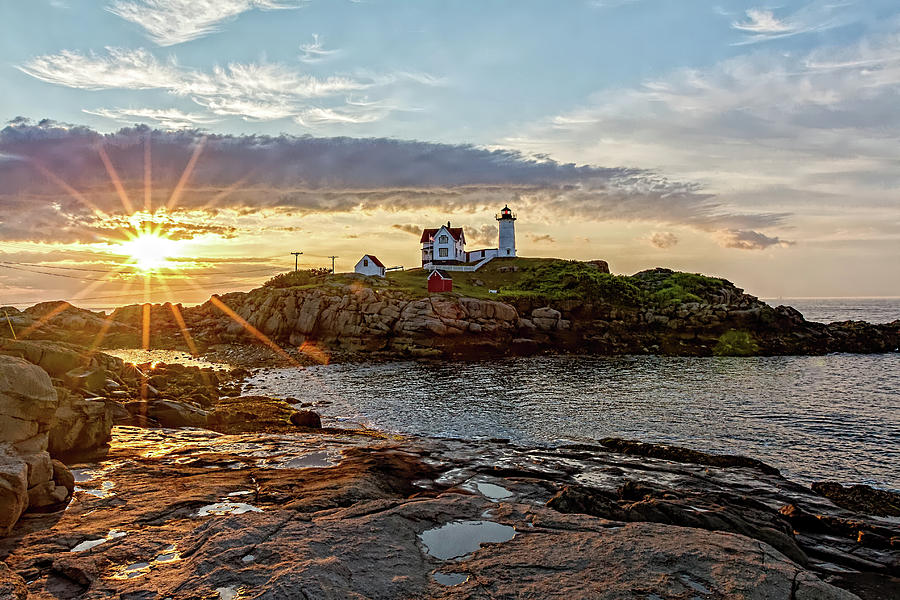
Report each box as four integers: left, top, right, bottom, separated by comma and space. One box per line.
427, 269, 453, 293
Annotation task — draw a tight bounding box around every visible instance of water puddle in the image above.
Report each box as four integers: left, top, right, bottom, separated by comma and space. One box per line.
217, 586, 244, 600
419, 520, 516, 560
106, 545, 181, 580
475, 482, 512, 501
75, 480, 116, 499
282, 451, 336, 469
196, 502, 262, 517
432, 572, 469, 586
70, 529, 127, 552
108, 561, 151, 580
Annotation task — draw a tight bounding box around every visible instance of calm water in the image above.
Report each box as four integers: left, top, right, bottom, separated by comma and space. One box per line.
249, 353, 900, 490
762, 297, 900, 324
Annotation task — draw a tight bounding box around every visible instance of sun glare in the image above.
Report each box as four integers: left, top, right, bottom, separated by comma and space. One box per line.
118, 231, 180, 272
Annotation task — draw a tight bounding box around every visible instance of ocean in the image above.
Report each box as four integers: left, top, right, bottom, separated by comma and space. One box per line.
247, 298, 900, 490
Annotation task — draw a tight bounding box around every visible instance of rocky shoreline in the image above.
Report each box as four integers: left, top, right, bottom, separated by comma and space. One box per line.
0, 337, 897, 598
0, 270, 898, 598
3, 268, 898, 367
1, 425, 898, 599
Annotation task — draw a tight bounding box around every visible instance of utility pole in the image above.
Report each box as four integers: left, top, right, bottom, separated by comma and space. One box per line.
327, 256, 338, 273
291, 251, 303, 272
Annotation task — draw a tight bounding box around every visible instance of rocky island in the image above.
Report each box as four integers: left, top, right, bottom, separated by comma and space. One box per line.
0, 260, 897, 599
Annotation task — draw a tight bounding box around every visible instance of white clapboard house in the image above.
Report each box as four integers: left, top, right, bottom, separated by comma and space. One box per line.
354, 254, 386, 277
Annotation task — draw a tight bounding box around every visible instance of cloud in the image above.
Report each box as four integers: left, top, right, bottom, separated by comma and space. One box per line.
509, 27, 900, 249
717, 229, 794, 250
83, 107, 221, 129
465, 225, 498, 247
106, 0, 304, 46
730, 2, 860, 45
0, 121, 789, 248
300, 34, 339, 63
18, 47, 420, 125
648, 232, 678, 249
732, 9, 793, 34
391, 224, 422, 236
528, 233, 556, 244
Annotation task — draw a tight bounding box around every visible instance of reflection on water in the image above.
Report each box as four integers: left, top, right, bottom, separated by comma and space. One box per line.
419, 520, 516, 560
249, 353, 900, 490
103, 348, 231, 370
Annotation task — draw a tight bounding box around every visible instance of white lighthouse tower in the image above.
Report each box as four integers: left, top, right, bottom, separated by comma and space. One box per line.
497, 205, 517, 257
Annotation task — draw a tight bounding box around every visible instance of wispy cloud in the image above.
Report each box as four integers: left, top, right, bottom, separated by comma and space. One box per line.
507, 27, 900, 250
18, 47, 413, 124
391, 224, 421, 236
528, 233, 556, 244
299, 34, 339, 63
106, 0, 304, 46
731, 2, 859, 45
83, 107, 221, 129
717, 229, 794, 250
732, 9, 794, 34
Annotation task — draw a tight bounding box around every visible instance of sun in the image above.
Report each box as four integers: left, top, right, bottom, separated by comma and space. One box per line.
117, 230, 180, 272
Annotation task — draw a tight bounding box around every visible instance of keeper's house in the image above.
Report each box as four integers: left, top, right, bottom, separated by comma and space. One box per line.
420, 205, 517, 271
354, 254, 386, 277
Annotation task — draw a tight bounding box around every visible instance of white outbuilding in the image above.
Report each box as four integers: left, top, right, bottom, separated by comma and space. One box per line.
354, 254, 386, 277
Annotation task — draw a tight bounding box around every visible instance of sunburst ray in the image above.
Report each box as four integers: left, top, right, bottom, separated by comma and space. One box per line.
96, 143, 135, 214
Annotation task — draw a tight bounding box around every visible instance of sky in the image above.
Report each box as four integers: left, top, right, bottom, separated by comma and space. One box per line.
0, 0, 898, 307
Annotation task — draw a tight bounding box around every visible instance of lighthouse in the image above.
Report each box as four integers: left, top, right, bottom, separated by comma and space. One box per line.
497, 205, 517, 257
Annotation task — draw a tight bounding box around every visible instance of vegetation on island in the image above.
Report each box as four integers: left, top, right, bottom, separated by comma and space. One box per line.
263, 268, 333, 289
258, 258, 733, 309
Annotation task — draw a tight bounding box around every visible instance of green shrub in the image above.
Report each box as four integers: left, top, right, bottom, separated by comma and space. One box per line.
513, 261, 644, 305
713, 330, 759, 356
263, 268, 332, 288
632, 270, 727, 306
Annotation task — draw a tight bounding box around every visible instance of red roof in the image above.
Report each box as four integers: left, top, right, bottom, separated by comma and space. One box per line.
420, 227, 465, 243
364, 255, 385, 268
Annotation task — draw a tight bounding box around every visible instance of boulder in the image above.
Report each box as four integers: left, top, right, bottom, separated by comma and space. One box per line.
63, 367, 107, 393
0, 356, 58, 442
146, 400, 208, 429
208, 396, 305, 434
47, 390, 113, 456
290, 410, 322, 429
0, 445, 28, 536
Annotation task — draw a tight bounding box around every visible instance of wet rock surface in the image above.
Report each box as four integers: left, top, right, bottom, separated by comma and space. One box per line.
0, 427, 896, 599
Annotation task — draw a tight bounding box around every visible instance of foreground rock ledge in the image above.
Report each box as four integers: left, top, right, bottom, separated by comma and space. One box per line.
0, 427, 896, 599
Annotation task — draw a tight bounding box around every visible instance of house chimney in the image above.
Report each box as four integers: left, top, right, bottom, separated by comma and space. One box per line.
447, 221, 451, 227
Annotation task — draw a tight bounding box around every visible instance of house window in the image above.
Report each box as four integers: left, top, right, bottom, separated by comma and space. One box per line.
439, 235, 448, 243
506, 249, 510, 255
439, 248, 449, 258
364, 259, 369, 266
